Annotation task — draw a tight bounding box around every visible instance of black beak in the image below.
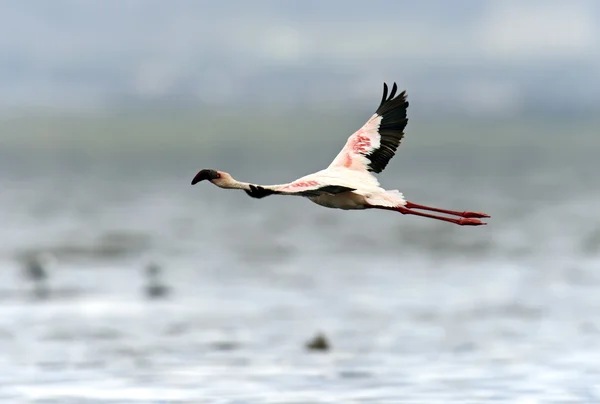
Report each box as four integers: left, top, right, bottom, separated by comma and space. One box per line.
191, 169, 219, 185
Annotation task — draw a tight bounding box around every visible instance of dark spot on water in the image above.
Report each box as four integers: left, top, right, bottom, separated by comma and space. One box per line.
145, 283, 171, 299
305, 332, 330, 352
144, 262, 172, 299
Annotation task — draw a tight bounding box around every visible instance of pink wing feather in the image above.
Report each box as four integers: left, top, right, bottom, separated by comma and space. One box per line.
276, 179, 322, 193
328, 83, 409, 174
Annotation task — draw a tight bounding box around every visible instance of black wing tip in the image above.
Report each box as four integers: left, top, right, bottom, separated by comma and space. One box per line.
376, 81, 409, 118
381, 81, 407, 104
367, 82, 410, 174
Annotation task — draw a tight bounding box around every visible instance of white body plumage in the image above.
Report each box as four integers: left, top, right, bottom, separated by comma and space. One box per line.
288, 168, 405, 210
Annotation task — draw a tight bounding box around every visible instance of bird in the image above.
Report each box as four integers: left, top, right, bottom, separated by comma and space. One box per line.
20, 253, 53, 300
305, 332, 331, 352
144, 262, 171, 299
191, 82, 489, 226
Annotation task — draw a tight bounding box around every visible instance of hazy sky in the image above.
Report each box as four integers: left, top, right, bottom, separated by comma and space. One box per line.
0, 0, 598, 115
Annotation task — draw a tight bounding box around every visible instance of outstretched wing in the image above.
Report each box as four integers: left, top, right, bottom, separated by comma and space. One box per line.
328, 82, 409, 174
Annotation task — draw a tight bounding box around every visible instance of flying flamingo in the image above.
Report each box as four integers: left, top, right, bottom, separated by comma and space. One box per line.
192, 83, 489, 226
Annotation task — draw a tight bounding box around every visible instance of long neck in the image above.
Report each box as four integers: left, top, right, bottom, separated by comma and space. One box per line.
215, 177, 251, 190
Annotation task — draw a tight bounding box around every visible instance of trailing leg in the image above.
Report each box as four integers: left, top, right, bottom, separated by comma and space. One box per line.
405, 201, 490, 219
371, 205, 487, 226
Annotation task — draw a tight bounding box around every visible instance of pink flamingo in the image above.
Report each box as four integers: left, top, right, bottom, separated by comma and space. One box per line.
192, 83, 489, 226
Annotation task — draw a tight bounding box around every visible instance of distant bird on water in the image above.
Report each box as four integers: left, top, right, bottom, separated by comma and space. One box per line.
144, 262, 171, 299
21, 253, 53, 300
192, 83, 489, 226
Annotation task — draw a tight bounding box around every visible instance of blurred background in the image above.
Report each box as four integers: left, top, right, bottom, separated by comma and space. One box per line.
1, 1, 600, 402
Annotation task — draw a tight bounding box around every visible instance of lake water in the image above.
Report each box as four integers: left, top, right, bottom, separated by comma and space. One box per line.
1, 117, 600, 403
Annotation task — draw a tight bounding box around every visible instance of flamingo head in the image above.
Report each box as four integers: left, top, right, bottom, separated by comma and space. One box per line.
191, 169, 221, 185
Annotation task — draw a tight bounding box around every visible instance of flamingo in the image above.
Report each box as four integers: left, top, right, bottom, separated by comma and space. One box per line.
20, 252, 53, 300
144, 261, 171, 299
192, 83, 489, 226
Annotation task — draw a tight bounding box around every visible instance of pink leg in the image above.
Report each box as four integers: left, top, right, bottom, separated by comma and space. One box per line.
405, 201, 490, 219
373, 205, 486, 226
